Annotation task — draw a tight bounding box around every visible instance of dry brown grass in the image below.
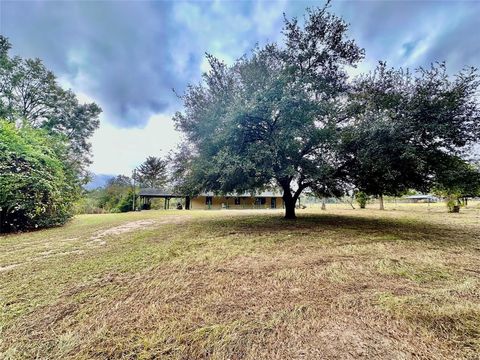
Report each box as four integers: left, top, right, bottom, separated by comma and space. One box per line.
1, 203, 479, 359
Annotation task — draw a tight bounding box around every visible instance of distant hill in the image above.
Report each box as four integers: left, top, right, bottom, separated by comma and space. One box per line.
84, 174, 114, 190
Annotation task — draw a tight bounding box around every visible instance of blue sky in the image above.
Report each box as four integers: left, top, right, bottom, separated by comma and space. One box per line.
2, 0, 479, 175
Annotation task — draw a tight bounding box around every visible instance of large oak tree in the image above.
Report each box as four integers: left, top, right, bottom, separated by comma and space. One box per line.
173, 6, 364, 218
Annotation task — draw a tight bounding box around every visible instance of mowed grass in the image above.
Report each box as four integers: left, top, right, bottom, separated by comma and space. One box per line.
1, 202, 480, 359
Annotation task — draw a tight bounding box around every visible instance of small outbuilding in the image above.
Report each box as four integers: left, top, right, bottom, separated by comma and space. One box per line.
138, 188, 187, 209
404, 194, 439, 203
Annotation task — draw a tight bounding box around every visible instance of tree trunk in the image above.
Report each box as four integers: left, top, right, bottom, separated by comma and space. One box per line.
282, 188, 296, 219
321, 197, 326, 210
283, 196, 296, 219
347, 196, 356, 209
379, 194, 384, 210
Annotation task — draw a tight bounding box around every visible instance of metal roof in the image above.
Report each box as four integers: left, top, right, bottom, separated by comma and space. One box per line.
405, 195, 438, 199
138, 188, 179, 197
138, 188, 283, 198
200, 190, 283, 197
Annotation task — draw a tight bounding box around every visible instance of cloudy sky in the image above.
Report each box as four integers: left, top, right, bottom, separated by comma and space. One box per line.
2, 0, 479, 176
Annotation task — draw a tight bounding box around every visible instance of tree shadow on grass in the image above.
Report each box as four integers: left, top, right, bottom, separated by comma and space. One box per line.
195, 213, 480, 250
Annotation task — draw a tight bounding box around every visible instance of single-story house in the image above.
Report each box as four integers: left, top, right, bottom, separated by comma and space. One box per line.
191, 191, 284, 210
138, 188, 285, 210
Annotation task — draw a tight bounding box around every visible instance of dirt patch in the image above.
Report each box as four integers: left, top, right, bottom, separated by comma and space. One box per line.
89, 220, 156, 243
39, 250, 54, 256
37, 249, 84, 259
87, 216, 192, 245
0, 263, 20, 272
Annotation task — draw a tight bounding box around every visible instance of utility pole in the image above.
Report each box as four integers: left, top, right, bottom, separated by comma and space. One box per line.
132, 168, 136, 211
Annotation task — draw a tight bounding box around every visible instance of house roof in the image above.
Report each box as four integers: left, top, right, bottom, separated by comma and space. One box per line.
405, 194, 438, 199
138, 188, 179, 197
138, 188, 283, 198
200, 191, 283, 197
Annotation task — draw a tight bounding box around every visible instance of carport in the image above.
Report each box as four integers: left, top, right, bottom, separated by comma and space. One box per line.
138, 188, 190, 210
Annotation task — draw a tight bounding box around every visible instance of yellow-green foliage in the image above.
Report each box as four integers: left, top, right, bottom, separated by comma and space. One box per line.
0, 120, 80, 232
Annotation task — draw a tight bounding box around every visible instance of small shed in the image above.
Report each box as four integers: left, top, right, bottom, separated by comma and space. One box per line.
404, 194, 439, 203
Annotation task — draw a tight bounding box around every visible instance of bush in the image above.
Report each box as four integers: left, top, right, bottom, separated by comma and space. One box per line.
116, 190, 134, 212
74, 191, 105, 214
355, 191, 369, 209
0, 120, 81, 232
74, 176, 138, 214
445, 194, 461, 213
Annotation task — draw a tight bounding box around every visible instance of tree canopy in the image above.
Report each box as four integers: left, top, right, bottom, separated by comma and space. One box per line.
433, 156, 480, 202
173, 6, 480, 217
0, 35, 101, 179
342, 62, 480, 209
136, 156, 168, 188
173, 6, 364, 218
0, 36, 102, 231
0, 120, 80, 232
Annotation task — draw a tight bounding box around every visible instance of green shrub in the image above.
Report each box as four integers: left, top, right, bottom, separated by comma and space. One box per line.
116, 190, 134, 212
355, 191, 369, 209
444, 194, 461, 213
0, 120, 80, 232
74, 191, 105, 214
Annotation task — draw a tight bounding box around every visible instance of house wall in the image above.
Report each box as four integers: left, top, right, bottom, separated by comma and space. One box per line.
190, 196, 283, 210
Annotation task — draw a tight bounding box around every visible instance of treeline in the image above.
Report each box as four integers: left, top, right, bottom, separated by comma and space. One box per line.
76, 156, 169, 214
0, 36, 101, 232
76, 176, 135, 214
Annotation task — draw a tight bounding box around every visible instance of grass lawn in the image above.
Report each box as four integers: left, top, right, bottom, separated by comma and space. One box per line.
1, 202, 480, 359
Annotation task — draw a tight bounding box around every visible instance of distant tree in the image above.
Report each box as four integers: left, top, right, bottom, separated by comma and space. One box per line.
106, 175, 132, 188
0, 35, 101, 179
342, 62, 480, 209
98, 175, 132, 212
75, 175, 137, 214
341, 118, 424, 210
355, 191, 369, 209
168, 143, 198, 195
0, 120, 80, 232
309, 168, 347, 210
74, 188, 106, 214
116, 189, 136, 213
173, 6, 364, 219
136, 156, 168, 188
433, 156, 480, 211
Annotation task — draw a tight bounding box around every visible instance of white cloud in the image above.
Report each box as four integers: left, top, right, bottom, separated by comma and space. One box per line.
89, 113, 182, 176
172, 0, 255, 71
252, 0, 287, 38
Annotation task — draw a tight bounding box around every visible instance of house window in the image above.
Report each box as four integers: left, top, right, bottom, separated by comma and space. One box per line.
255, 197, 266, 205
205, 196, 213, 205
271, 197, 277, 209
234, 197, 241, 205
